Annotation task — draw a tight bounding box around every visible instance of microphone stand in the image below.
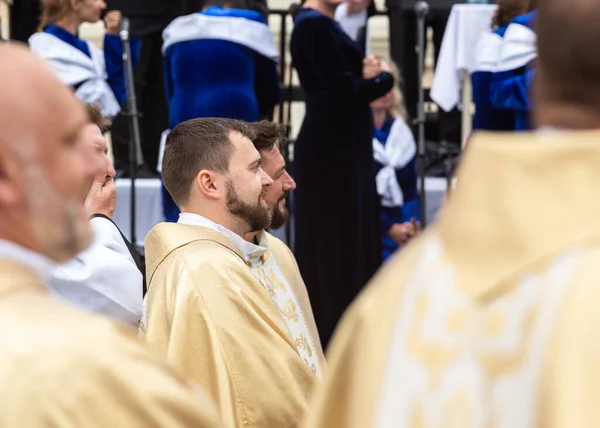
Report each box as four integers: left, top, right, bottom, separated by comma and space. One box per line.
414, 1, 429, 227
120, 17, 143, 249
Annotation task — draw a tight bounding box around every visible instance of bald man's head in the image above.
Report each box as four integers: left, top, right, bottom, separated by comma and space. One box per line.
537, 0, 600, 114
0, 44, 93, 262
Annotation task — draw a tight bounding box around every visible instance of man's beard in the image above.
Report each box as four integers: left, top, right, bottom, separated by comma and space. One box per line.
25, 162, 91, 261
226, 180, 272, 232
269, 193, 289, 230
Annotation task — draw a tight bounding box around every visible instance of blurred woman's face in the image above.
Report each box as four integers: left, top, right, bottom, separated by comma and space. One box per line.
371, 90, 394, 110
72, 0, 107, 24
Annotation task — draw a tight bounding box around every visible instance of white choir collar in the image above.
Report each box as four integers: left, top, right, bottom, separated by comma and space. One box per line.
0, 239, 56, 283
178, 212, 267, 262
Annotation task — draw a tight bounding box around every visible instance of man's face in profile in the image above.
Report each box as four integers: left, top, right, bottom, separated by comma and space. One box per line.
260, 145, 296, 230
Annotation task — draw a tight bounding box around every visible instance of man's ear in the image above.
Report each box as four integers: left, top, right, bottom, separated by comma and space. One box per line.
195, 169, 222, 201
70, 0, 81, 11
0, 146, 19, 209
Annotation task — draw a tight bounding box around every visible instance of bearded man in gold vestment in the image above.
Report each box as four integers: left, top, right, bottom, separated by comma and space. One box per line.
141, 118, 319, 428
305, 0, 600, 427
0, 44, 221, 428
245, 120, 325, 375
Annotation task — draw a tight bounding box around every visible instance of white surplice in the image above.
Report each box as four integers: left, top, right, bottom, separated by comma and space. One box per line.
51, 216, 143, 326
29, 32, 121, 117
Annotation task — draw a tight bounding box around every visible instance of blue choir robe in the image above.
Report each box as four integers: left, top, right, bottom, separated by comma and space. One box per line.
472, 25, 514, 131
374, 116, 420, 261
159, 6, 281, 222
28, 24, 140, 117
490, 11, 537, 131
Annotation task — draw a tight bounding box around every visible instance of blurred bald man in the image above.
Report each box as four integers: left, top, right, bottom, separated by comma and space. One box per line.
0, 44, 221, 428
306, 1, 600, 427
51, 103, 144, 327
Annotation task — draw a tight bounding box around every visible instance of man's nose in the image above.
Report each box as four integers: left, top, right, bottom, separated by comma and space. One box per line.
106, 159, 116, 180
260, 168, 274, 187
282, 170, 296, 191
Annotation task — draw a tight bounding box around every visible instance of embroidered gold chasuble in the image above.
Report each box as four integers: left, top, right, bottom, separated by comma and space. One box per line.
0, 260, 222, 428
306, 131, 600, 428
141, 223, 319, 428
251, 231, 325, 377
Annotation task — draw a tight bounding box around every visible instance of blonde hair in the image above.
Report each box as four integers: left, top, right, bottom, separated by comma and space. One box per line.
384, 60, 408, 122
38, 0, 73, 30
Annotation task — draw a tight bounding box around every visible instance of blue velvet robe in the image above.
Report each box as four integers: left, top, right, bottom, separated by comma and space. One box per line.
290, 7, 394, 348
471, 25, 514, 131
161, 6, 281, 222
490, 11, 537, 131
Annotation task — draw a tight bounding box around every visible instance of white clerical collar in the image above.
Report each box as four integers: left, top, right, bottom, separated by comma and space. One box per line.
0, 239, 55, 283
178, 212, 267, 262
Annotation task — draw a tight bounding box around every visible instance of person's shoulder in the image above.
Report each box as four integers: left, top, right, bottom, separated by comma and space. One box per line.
264, 231, 293, 257
27, 31, 56, 53
493, 25, 509, 38
4, 305, 221, 426
293, 8, 335, 32
161, 237, 250, 287
511, 11, 537, 29
5, 299, 139, 380
212, 6, 267, 24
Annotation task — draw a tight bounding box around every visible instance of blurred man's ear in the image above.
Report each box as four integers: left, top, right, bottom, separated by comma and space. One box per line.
0, 146, 19, 208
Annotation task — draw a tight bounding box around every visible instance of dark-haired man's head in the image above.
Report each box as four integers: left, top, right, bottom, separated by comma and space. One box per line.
535, 0, 600, 129
161, 118, 274, 235
251, 121, 296, 230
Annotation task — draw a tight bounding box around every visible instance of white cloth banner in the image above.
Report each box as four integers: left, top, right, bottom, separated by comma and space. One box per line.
430, 4, 497, 112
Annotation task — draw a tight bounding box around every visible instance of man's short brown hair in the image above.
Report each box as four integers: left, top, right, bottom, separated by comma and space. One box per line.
251, 121, 286, 152
84, 102, 111, 132
162, 118, 256, 207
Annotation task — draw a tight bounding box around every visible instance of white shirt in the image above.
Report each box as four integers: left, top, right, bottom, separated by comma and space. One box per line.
0, 239, 55, 283
178, 212, 267, 262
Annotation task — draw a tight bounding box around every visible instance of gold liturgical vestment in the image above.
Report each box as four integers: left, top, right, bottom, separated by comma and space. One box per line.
306, 131, 600, 428
141, 223, 318, 428
0, 259, 221, 427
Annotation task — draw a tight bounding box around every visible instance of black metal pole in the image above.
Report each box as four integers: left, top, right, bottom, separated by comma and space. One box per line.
120, 17, 142, 248
278, 11, 287, 125
415, 1, 429, 227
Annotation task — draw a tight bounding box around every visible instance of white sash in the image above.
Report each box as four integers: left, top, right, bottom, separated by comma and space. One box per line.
494, 23, 537, 72
162, 13, 278, 61
373, 117, 417, 208
29, 32, 121, 118
474, 30, 503, 72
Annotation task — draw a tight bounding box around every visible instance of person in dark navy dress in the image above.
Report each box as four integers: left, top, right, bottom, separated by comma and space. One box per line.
290, 0, 394, 349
